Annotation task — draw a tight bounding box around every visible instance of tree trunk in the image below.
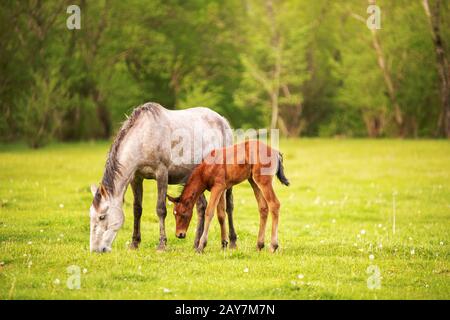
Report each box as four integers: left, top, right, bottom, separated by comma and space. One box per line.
422, 0, 450, 138
266, 0, 282, 131
368, 0, 404, 136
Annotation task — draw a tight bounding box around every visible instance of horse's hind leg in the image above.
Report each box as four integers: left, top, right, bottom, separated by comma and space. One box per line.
194, 193, 207, 249
249, 179, 269, 250
226, 188, 237, 249
156, 170, 168, 251
130, 176, 144, 249
216, 193, 228, 249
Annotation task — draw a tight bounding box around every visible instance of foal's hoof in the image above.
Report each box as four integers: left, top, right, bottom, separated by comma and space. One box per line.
257, 242, 265, 250
269, 243, 279, 253
221, 240, 228, 249
229, 241, 237, 250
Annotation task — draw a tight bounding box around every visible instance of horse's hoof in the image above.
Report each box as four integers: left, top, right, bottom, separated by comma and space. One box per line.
129, 244, 139, 250
221, 240, 228, 249
257, 242, 265, 250
193, 240, 200, 249
196, 247, 204, 254
157, 244, 166, 252
269, 244, 279, 253
229, 242, 237, 249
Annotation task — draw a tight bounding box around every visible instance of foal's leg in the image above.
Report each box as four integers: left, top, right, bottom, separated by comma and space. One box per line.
255, 178, 281, 253
249, 179, 269, 250
156, 170, 169, 251
216, 193, 228, 249
197, 186, 225, 253
130, 176, 144, 249
226, 188, 237, 249
194, 193, 207, 249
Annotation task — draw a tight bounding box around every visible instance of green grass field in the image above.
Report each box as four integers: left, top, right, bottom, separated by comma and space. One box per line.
0, 139, 449, 299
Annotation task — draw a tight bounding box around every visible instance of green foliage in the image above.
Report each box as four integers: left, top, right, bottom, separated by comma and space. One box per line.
0, 0, 449, 145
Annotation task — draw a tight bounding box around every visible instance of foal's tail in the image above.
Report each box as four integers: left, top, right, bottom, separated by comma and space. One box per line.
276, 153, 290, 186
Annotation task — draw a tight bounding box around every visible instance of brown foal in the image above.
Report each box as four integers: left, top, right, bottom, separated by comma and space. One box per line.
167, 140, 289, 253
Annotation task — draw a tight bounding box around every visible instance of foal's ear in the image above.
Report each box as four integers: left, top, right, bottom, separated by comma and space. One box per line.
167, 194, 181, 203
90, 184, 98, 197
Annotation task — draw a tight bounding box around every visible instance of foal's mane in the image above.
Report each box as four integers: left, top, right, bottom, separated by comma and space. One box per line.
100, 102, 162, 195
176, 164, 199, 195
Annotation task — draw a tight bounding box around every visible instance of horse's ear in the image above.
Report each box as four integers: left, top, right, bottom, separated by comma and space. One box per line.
167, 194, 180, 203
90, 184, 98, 196
99, 184, 108, 198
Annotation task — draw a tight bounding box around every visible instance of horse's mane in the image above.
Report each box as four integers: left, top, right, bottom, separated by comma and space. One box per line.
100, 102, 162, 196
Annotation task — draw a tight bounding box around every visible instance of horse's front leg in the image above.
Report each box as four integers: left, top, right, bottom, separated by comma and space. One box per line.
194, 193, 207, 249
197, 186, 225, 253
216, 193, 228, 249
130, 176, 144, 249
156, 170, 168, 251
226, 188, 237, 249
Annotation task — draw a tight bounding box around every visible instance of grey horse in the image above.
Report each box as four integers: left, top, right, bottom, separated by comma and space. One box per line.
89, 102, 236, 252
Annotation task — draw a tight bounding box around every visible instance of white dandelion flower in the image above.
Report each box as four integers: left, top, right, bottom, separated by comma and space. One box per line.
163, 288, 171, 293
83, 268, 88, 274
360, 229, 366, 235
54, 279, 60, 285
369, 254, 375, 260
297, 274, 304, 279
439, 241, 444, 246
40, 229, 44, 233
27, 241, 32, 245
331, 219, 336, 224
410, 249, 415, 255
377, 224, 382, 228
243, 267, 249, 273
305, 224, 310, 229
59, 204, 64, 208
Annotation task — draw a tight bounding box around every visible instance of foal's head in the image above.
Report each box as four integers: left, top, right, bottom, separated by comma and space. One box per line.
167, 194, 194, 239
89, 184, 124, 253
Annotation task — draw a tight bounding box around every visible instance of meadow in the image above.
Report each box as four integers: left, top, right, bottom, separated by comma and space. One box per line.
0, 139, 449, 299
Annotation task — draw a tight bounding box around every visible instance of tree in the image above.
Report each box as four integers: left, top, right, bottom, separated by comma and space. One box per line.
422, 0, 450, 138
235, 0, 309, 136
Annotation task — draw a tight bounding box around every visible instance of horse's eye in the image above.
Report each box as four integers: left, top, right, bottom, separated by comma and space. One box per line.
99, 215, 106, 221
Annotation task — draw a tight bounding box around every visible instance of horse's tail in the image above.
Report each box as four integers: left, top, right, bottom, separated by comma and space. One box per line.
276, 152, 290, 186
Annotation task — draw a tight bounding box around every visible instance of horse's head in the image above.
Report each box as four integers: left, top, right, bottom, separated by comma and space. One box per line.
167, 194, 193, 239
89, 184, 124, 253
